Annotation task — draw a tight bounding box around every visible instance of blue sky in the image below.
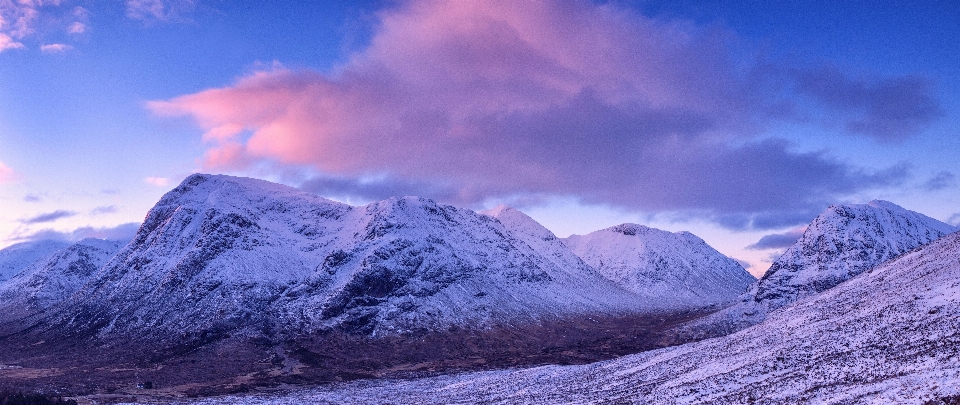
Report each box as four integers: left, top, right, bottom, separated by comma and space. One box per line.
1, 0, 958, 275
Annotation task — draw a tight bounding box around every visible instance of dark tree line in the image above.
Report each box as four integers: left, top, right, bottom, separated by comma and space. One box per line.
0, 390, 77, 405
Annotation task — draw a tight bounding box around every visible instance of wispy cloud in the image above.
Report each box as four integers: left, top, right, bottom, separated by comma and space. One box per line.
948, 213, 960, 228
144, 177, 170, 187
0, 33, 25, 52
126, 0, 196, 22
10, 223, 141, 244
0, 1, 87, 52
40, 43, 72, 53
300, 175, 461, 204
67, 21, 86, 34
746, 227, 807, 250
23, 194, 41, 202
923, 171, 955, 191
149, 0, 934, 230
21, 210, 77, 224
90, 205, 118, 215
733, 258, 753, 270
0, 160, 17, 183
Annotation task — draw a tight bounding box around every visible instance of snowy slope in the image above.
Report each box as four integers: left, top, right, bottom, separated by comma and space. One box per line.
0, 238, 123, 320
563, 223, 755, 308
170, 228, 960, 404
0, 240, 69, 283
46, 174, 647, 342
685, 200, 957, 335
479, 205, 635, 299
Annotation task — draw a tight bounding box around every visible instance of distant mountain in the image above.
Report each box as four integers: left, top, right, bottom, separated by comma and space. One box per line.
563, 223, 755, 309
44, 174, 645, 344
479, 205, 633, 297
0, 240, 70, 283
214, 225, 960, 404
0, 238, 123, 321
681, 200, 957, 337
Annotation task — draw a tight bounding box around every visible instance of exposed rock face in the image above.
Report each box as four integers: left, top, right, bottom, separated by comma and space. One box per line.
563, 223, 755, 309
0, 238, 123, 321
42, 174, 645, 344
681, 200, 957, 337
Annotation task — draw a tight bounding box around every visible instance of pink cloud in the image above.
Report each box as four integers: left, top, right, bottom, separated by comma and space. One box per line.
149, 0, 921, 229
0, 33, 24, 51
0, 160, 16, 183
151, 1, 753, 174
144, 177, 170, 187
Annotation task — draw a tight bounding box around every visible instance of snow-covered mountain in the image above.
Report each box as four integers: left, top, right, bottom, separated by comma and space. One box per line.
479, 205, 635, 297
0, 240, 70, 283
562, 223, 755, 309
178, 227, 960, 404
0, 238, 123, 321
682, 200, 957, 336
45, 174, 646, 343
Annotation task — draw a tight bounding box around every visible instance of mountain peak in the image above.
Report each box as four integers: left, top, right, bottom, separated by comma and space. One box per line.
564, 224, 754, 308
480, 204, 515, 218
866, 199, 904, 211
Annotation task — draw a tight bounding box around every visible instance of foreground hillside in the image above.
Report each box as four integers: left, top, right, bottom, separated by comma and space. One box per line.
172, 229, 960, 404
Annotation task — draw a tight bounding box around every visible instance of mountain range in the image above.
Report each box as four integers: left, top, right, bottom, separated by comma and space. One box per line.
238, 221, 960, 404
0, 174, 955, 403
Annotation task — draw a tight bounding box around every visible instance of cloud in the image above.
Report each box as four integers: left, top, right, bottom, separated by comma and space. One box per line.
21, 210, 77, 224
924, 171, 955, 191
149, 0, 927, 230
794, 66, 942, 142
733, 258, 752, 270
746, 227, 806, 250
0, 160, 16, 183
300, 175, 462, 203
67, 21, 86, 34
0, 33, 25, 52
144, 177, 171, 187
0, 1, 88, 51
40, 43, 72, 53
90, 205, 118, 215
11, 223, 141, 244
126, 0, 196, 22
23, 194, 41, 202
947, 213, 960, 227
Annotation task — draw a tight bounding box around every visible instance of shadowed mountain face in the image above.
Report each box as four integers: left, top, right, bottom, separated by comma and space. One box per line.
563, 223, 756, 309
678, 200, 957, 339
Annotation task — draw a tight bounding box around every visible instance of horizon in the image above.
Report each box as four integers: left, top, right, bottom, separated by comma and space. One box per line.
2, 0, 959, 277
